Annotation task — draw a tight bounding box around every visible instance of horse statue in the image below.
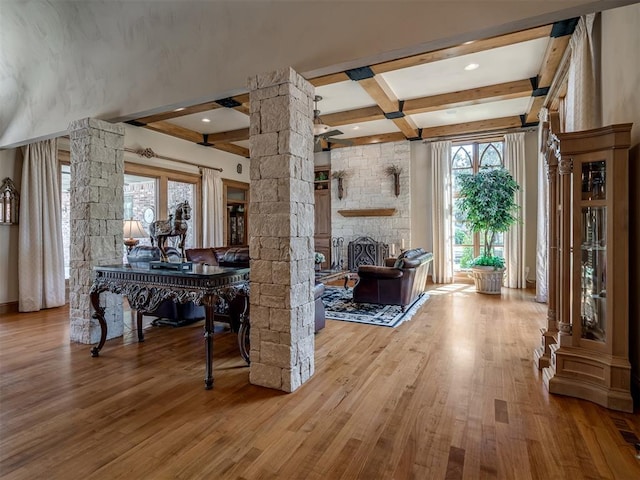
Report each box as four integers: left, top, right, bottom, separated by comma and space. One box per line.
149, 201, 192, 262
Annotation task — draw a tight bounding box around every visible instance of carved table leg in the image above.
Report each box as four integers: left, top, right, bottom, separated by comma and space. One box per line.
204, 303, 215, 389
136, 311, 145, 342
89, 290, 107, 357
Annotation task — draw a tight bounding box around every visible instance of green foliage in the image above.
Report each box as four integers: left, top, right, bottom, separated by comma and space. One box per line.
456, 167, 519, 267
459, 247, 475, 269
469, 254, 505, 269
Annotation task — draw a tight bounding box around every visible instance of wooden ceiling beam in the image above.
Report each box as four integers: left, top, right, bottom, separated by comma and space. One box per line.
419, 116, 523, 139
134, 102, 222, 125
309, 72, 350, 87
358, 77, 399, 113
144, 121, 204, 143
371, 24, 552, 74
403, 79, 533, 115
320, 106, 385, 127
211, 143, 250, 158
330, 132, 406, 149
525, 96, 546, 124
358, 75, 418, 138
393, 117, 420, 139
537, 35, 571, 88
206, 128, 250, 143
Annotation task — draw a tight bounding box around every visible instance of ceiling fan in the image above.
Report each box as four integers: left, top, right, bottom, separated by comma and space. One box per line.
313, 95, 353, 152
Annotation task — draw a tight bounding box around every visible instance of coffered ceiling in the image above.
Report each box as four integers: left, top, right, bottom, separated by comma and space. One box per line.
125, 19, 577, 158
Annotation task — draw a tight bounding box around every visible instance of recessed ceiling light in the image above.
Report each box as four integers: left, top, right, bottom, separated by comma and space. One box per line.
463, 40, 475, 45
352, 126, 360, 130
202, 118, 211, 123
464, 63, 480, 71
174, 107, 185, 112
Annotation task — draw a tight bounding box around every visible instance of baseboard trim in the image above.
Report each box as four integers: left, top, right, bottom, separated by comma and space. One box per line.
0, 301, 19, 315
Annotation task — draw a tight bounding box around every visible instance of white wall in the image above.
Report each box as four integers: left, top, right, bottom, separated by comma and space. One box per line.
410, 141, 432, 254
122, 125, 250, 183
0, 148, 21, 305
600, 2, 640, 398
1, 0, 628, 148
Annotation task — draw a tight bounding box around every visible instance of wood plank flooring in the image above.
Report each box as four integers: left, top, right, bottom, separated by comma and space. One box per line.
1, 284, 639, 479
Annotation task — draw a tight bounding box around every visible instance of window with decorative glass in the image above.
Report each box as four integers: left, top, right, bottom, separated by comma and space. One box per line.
451, 142, 504, 273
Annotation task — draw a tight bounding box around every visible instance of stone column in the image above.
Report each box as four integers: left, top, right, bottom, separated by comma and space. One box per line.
247, 68, 315, 392
68, 118, 125, 343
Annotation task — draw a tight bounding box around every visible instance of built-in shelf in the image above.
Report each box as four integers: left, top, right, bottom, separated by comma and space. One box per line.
337, 208, 396, 217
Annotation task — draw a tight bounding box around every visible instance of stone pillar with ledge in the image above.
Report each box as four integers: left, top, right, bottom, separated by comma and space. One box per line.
68, 118, 125, 344
248, 67, 315, 392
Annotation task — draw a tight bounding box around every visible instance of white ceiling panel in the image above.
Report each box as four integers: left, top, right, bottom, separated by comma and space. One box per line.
381, 38, 548, 100
315, 80, 376, 114
233, 140, 250, 148
168, 107, 249, 134
328, 119, 401, 139
411, 97, 532, 128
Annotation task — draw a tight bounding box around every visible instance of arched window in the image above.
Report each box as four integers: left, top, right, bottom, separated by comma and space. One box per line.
451, 141, 504, 273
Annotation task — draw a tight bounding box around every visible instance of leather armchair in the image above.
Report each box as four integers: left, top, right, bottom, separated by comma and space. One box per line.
352, 248, 433, 311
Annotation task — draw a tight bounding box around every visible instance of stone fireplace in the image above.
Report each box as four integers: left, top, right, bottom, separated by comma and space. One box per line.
330, 141, 411, 262
347, 236, 389, 271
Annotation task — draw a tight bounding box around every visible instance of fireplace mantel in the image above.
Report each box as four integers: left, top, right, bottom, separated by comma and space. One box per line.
337, 208, 396, 217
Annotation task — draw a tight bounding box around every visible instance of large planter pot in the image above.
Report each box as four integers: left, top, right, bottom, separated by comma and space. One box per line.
470, 266, 505, 294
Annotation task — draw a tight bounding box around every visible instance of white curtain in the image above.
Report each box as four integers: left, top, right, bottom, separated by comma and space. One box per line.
535, 108, 549, 302
18, 139, 65, 312
503, 133, 526, 288
201, 168, 224, 247
565, 13, 601, 131
430, 140, 453, 283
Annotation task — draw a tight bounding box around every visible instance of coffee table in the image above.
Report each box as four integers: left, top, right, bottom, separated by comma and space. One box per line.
315, 269, 357, 289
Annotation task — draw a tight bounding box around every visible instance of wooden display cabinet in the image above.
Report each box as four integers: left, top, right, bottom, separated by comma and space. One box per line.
543, 124, 633, 412
314, 167, 331, 269
223, 179, 249, 246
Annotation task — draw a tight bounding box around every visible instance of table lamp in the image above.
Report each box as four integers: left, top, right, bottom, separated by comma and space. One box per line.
123, 219, 147, 252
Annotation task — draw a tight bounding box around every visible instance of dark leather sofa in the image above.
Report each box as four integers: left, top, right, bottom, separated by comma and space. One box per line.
186, 246, 326, 332
186, 246, 249, 268
352, 248, 433, 311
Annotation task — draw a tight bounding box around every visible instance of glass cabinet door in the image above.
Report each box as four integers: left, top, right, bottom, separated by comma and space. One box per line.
579, 206, 606, 342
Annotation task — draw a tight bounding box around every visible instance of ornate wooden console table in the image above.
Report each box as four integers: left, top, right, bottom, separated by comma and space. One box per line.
89, 263, 250, 389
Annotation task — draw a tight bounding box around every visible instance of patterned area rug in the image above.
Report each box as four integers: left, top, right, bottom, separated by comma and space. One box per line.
322, 287, 430, 328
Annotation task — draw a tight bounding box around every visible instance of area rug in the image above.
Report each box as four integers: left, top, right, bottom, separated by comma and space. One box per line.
321, 287, 430, 328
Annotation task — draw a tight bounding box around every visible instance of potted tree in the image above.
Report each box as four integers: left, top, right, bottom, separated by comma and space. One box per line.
456, 167, 519, 294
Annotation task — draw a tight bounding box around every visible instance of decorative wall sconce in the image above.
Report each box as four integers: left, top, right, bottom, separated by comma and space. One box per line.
1, 177, 19, 225
385, 165, 402, 197
332, 170, 347, 200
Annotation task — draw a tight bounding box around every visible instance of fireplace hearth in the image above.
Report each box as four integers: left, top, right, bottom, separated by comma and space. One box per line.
347, 236, 389, 271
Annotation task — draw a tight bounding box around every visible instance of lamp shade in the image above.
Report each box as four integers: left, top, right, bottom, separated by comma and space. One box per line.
123, 219, 147, 239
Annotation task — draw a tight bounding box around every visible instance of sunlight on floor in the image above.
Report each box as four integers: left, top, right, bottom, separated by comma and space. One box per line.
426, 283, 476, 296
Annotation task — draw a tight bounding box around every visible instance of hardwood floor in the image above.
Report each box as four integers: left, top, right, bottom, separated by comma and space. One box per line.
1, 284, 639, 479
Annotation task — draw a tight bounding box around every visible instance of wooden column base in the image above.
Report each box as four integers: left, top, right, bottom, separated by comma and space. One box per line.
543, 344, 633, 413
533, 328, 556, 370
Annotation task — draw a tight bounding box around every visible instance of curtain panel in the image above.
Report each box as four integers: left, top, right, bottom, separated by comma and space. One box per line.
565, 13, 601, 131
503, 133, 526, 289
535, 108, 549, 302
18, 139, 66, 312
429, 140, 453, 283
201, 168, 224, 247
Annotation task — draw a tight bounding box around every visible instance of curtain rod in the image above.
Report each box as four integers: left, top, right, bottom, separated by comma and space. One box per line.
421, 125, 537, 144
124, 147, 223, 172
